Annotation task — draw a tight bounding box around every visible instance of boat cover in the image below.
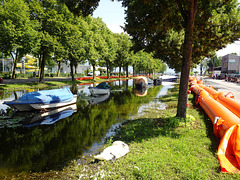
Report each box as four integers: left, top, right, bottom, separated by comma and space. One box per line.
5, 88, 74, 105
96, 82, 110, 89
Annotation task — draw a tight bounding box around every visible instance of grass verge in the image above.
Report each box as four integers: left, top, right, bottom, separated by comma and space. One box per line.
16, 84, 240, 179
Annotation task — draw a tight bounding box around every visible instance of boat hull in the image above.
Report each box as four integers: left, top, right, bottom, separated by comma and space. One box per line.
4, 95, 77, 112
30, 95, 77, 110
89, 87, 110, 96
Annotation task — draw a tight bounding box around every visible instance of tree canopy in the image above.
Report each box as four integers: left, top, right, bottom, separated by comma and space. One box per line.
0, 0, 168, 82
120, 0, 240, 117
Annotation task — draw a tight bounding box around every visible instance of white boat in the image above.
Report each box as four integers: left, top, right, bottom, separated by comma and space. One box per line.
88, 93, 110, 104
30, 95, 77, 110
161, 75, 178, 82
88, 82, 111, 96
3, 88, 77, 111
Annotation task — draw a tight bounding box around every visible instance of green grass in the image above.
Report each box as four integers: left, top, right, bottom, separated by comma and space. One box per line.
12, 84, 240, 179
0, 77, 131, 91
0, 81, 73, 91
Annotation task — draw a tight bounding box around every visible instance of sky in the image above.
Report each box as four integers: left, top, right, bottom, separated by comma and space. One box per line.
93, 1, 125, 34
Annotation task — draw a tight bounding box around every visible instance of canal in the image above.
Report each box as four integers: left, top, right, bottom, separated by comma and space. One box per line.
0, 79, 173, 175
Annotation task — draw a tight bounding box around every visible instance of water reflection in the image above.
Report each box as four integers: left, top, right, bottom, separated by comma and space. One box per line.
0, 79, 173, 175
23, 104, 77, 127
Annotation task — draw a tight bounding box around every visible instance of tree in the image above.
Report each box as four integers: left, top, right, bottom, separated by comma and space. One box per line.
85, 17, 111, 80
60, 0, 100, 16
0, 0, 39, 79
207, 56, 221, 71
99, 30, 117, 79
59, 16, 88, 81
28, 0, 73, 83
114, 33, 132, 78
120, 0, 240, 118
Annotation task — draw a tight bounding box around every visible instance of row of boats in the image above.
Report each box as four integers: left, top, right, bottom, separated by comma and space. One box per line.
3, 75, 178, 112
3, 82, 110, 112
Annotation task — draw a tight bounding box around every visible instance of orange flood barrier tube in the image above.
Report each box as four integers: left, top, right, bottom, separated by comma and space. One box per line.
197, 81, 240, 119
190, 84, 240, 138
189, 80, 240, 173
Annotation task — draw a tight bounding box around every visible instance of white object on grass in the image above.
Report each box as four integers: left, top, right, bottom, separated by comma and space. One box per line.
94, 141, 129, 160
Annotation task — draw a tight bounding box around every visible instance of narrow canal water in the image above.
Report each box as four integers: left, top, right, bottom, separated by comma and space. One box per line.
0, 79, 174, 176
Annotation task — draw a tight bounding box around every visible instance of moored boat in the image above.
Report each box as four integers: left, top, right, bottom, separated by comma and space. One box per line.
154, 77, 162, 86
134, 76, 148, 90
3, 88, 77, 111
88, 82, 111, 96
161, 75, 178, 82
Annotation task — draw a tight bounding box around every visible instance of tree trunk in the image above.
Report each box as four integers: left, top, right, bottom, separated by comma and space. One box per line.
133, 65, 135, 77
200, 60, 203, 76
107, 63, 109, 79
75, 64, 77, 74
57, 61, 61, 77
119, 65, 121, 78
126, 64, 129, 77
176, 0, 198, 118
70, 60, 75, 81
11, 51, 17, 79
39, 50, 47, 83
93, 65, 95, 80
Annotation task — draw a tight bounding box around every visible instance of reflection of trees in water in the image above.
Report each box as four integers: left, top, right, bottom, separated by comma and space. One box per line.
0, 85, 162, 173
0, 91, 12, 100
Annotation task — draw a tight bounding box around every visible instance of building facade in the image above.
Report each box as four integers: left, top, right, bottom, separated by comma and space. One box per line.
221, 54, 240, 74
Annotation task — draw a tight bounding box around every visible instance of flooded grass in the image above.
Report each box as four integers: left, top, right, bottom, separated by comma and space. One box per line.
8, 83, 240, 179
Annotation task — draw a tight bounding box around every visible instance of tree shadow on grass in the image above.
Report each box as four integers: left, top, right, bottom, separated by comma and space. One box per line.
190, 93, 220, 156
113, 116, 185, 144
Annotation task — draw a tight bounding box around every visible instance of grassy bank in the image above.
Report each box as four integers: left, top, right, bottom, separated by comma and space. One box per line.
0, 77, 129, 91
23, 84, 240, 179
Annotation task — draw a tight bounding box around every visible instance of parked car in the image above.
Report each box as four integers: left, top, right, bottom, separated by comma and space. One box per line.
87, 71, 100, 76
235, 74, 240, 83
230, 74, 238, 82
225, 74, 234, 81
217, 73, 226, 80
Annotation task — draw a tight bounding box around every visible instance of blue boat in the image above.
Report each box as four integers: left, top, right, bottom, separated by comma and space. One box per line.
3, 88, 77, 111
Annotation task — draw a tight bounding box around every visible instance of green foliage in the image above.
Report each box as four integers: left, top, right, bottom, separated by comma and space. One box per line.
131, 50, 167, 74
207, 56, 222, 70
60, 0, 100, 16
0, 0, 39, 78
121, 0, 240, 71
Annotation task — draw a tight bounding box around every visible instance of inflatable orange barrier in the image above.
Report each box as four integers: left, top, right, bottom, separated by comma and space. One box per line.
198, 84, 220, 99
218, 124, 240, 173
189, 77, 240, 173
197, 82, 240, 119
190, 85, 240, 138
